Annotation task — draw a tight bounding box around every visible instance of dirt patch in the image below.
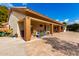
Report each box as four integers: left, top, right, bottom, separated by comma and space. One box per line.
26, 32, 79, 56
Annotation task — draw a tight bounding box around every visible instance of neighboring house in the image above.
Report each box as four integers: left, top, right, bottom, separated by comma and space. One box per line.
9, 7, 64, 41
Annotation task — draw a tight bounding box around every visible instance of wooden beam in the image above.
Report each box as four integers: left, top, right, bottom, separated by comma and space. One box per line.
50, 24, 54, 34
31, 17, 52, 24
24, 16, 31, 41
58, 26, 61, 32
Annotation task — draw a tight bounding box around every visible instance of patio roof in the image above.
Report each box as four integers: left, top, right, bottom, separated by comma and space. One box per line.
10, 7, 64, 25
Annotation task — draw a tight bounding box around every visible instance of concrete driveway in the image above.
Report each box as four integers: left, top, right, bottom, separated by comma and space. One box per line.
0, 37, 26, 56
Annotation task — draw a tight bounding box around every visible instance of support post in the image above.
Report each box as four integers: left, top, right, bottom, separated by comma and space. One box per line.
24, 16, 31, 41
59, 26, 61, 32
50, 24, 54, 34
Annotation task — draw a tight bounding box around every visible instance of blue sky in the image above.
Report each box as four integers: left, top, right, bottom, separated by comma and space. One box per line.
0, 3, 79, 24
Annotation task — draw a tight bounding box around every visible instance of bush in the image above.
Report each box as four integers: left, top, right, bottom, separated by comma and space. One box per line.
67, 23, 79, 32
40, 31, 44, 36
0, 32, 6, 37
0, 28, 13, 37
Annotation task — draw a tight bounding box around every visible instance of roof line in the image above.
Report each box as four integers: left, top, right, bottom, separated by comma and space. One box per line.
25, 8, 63, 25
11, 7, 63, 25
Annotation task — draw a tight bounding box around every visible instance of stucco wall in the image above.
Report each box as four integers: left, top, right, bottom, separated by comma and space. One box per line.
9, 11, 26, 37
31, 20, 51, 35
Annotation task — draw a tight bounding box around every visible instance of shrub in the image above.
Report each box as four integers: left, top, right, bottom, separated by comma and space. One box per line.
0, 28, 13, 37
67, 23, 79, 32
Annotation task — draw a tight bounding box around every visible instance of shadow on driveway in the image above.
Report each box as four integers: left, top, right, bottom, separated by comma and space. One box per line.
42, 37, 79, 56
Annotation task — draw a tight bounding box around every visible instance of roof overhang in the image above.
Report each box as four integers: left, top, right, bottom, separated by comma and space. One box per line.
10, 7, 64, 25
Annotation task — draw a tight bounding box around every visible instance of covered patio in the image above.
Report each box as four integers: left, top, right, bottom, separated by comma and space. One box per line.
18, 16, 63, 41
9, 8, 64, 41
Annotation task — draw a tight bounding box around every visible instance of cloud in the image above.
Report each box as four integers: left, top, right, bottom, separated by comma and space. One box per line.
68, 19, 79, 25
56, 19, 64, 23
64, 19, 69, 22
60, 20, 65, 23
75, 20, 79, 24
22, 3, 27, 7
56, 18, 79, 25
68, 22, 74, 25
58, 18, 69, 23
56, 19, 59, 21
22, 3, 27, 6
0, 3, 14, 9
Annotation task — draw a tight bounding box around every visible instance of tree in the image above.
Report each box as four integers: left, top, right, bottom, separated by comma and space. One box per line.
67, 23, 79, 31
0, 6, 9, 24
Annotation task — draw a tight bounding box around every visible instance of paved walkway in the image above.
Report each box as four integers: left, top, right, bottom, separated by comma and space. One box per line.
0, 37, 26, 56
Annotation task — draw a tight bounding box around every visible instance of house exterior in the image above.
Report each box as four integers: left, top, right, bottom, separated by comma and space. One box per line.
9, 7, 64, 41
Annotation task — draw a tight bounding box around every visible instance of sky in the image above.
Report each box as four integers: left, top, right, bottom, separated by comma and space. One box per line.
0, 3, 79, 24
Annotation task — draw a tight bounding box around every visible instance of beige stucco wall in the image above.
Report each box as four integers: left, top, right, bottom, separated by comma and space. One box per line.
31, 19, 51, 35
31, 22, 44, 32
9, 11, 26, 37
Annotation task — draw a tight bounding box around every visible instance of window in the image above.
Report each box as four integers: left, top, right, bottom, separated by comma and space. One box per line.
40, 24, 43, 27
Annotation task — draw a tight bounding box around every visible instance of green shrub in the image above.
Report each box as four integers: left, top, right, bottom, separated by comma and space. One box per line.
0, 28, 13, 37
0, 32, 5, 37
40, 31, 44, 36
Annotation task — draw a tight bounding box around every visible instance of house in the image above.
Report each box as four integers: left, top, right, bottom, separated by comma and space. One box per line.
9, 7, 64, 41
